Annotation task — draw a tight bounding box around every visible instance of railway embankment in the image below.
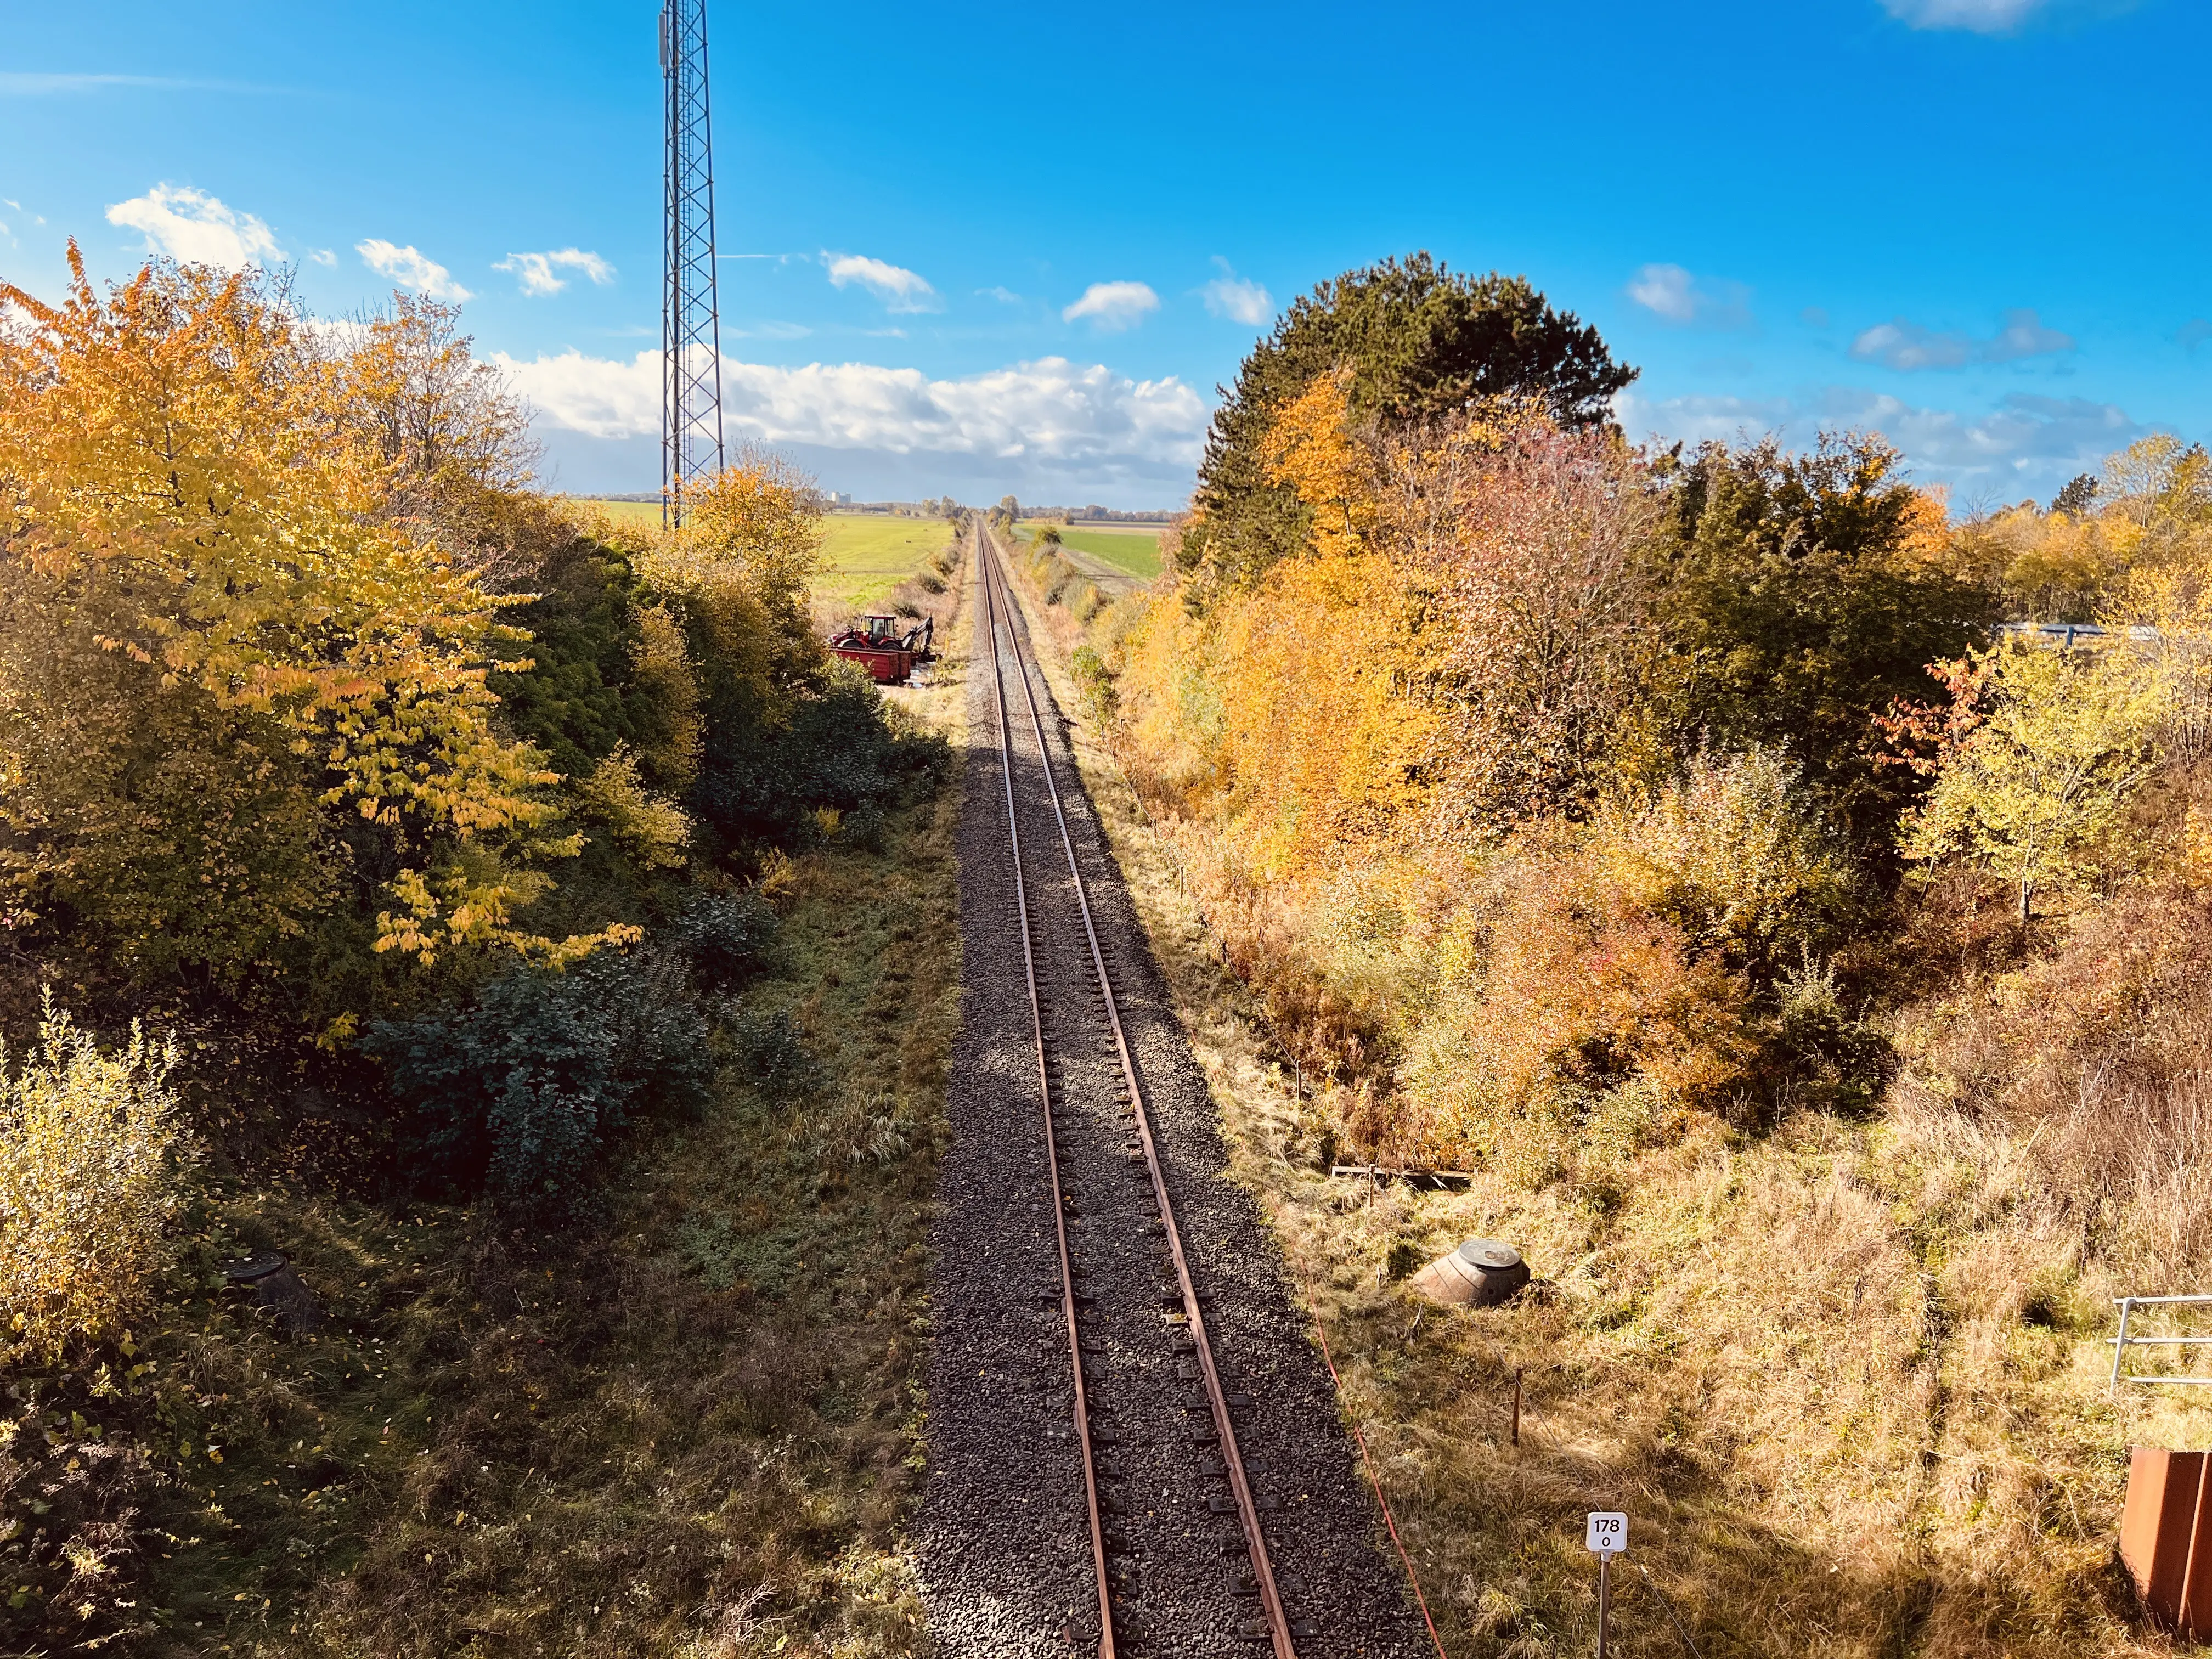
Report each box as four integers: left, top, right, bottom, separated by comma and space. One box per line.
8, 548, 975, 1659
985, 522, 2182, 1657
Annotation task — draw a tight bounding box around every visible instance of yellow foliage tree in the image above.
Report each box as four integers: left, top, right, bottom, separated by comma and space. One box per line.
636, 450, 826, 738
1257, 369, 1381, 561
1901, 644, 2166, 921
1209, 549, 1434, 876
678, 445, 824, 622
1949, 437, 2212, 622
0, 248, 597, 970
1116, 369, 1432, 878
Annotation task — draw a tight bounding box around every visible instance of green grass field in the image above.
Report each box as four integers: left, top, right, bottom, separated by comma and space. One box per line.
813, 516, 958, 608
1014, 522, 1165, 583
567, 503, 955, 608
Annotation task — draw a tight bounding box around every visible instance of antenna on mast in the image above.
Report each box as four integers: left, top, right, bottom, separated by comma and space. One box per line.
661, 0, 724, 528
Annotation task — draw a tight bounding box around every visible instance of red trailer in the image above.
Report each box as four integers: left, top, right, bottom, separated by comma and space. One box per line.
828, 614, 935, 684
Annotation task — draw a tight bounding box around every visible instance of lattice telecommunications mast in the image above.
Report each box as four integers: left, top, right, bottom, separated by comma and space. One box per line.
660, 0, 724, 527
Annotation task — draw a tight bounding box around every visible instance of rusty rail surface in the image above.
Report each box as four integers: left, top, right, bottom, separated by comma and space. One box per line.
976, 525, 1298, 1659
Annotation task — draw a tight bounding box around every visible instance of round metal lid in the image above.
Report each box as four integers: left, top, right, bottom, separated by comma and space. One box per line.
222, 1251, 287, 1283
1455, 1238, 1523, 1272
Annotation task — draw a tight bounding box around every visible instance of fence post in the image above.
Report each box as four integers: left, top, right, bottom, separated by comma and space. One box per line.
2114, 1296, 2137, 1391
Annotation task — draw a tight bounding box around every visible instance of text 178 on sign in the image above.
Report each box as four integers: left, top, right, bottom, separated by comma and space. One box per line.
1585, 1512, 1628, 1557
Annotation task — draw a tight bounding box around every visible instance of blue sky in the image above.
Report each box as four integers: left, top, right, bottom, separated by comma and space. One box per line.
3, 0, 2205, 509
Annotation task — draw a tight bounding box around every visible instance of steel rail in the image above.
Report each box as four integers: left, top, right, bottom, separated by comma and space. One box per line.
977, 526, 1119, 1653
978, 527, 1299, 1659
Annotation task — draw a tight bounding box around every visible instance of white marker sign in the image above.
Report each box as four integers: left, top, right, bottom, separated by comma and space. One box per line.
1585, 1511, 1628, 1556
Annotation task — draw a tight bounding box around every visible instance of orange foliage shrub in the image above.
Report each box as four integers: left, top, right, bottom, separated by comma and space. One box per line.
1403, 830, 1756, 1180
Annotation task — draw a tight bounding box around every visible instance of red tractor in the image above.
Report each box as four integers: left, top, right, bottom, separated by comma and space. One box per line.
827, 613, 935, 684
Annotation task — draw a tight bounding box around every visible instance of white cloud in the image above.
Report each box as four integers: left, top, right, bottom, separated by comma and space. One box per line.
1618, 383, 2147, 505
2, 72, 199, 94
106, 183, 281, 270
1627, 263, 1753, 329
824, 252, 939, 313
1063, 281, 1160, 333
1850, 320, 1969, 371
979, 286, 1024, 304
356, 239, 472, 302
1627, 264, 1696, 323
1985, 310, 2075, 360
1850, 308, 2074, 371
495, 247, 616, 297
1201, 258, 1272, 328
307, 247, 337, 268
1615, 391, 1798, 450
495, 348, 1207, 471
495, 350, 659, 439
1879, 0, 2052, 30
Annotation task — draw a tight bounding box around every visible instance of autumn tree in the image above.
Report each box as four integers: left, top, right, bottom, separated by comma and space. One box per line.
1649, 435, 1995, 847
1181, 253, 1636, 593
1951, 501, 2132, 622
1259, 369, 1384, 561
1378, 403, 1658, 826
1898, 644, 2165, 921
645, 448, 823, 730
0, 248, 595, 978
322, 291, 542, 580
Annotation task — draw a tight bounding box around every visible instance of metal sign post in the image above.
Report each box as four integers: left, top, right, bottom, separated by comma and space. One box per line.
1586, 1512, 1628, 1659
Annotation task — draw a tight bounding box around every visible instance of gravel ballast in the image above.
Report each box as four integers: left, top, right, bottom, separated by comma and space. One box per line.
918, 536, 1430, 1658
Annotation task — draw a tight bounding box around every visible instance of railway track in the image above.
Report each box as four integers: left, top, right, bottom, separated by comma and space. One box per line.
919, 524, 1426, 1659
973, 527, 1298, 1658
